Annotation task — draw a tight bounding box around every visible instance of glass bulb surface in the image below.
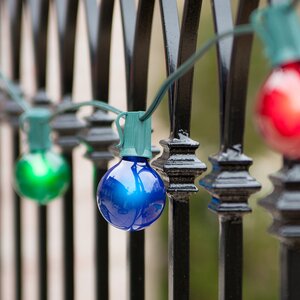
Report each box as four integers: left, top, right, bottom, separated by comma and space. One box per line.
97, 156, 166, 231
14, 150, 70, 204
255, 61, 300, 158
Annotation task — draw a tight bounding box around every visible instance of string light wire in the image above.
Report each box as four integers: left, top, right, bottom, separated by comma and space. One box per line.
1, 24, 254, 121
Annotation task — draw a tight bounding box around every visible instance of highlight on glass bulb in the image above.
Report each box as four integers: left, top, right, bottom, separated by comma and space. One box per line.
96, 111, 166, 231
14, 150, 70, 204
97, 156, 166, 231
255, 61, 300, 159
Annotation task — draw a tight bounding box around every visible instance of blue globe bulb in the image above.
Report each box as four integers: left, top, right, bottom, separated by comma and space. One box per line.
97, 156, 166, 231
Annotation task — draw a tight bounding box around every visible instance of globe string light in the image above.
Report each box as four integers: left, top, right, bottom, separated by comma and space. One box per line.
1, 1, 299, 229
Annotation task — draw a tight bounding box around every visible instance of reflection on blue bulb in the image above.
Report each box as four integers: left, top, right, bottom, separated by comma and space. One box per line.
97, 156, 166, 231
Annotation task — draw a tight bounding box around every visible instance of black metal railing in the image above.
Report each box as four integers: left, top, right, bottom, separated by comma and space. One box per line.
1, 0, 300, 300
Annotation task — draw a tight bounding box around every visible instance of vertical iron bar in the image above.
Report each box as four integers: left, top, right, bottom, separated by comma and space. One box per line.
154, 2, 205, 300
219, 216, 243, 300
13, 132, 22, 300
53, 2, 80, 299
63, 154, 74, 300
263, 2, 300, 298
7, 1, 23, 299
38, 205, 47, 300
83, 1, 116, 299
25, 1, 51, 299
259, 157, 300, 300
168, 196, 189, 300
120, 1, 155, 298
172, 0, 202, 137
94, 168, 109, 299
0, 104, 1, 300
210, 0, 233, 141
158, 0, 180, 122
223, 0, 259, 150
37, 172, 48, 299
281, 245, 300, 300
127, 232, 145, 300
200, 2, 260, 300
169, 1, 202, 298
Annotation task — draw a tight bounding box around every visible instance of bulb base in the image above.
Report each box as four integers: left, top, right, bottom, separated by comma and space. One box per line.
116, 111, 152, 159
251, 3, 300, 66
21, 108, 52, 152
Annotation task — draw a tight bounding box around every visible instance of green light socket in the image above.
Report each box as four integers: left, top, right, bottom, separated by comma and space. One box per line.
115, 111, 152, 159
21, 108, 52, 152
251, 3, 300, 66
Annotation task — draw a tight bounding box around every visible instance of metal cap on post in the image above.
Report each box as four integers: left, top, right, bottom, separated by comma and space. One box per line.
51, 95, 86, 152
80, 109, 119, 168
3, 83, 24, 128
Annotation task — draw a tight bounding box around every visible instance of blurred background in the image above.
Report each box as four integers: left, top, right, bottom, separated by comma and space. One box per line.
0, 0, 281, 299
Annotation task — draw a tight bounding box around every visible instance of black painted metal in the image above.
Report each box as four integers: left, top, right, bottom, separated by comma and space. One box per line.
120, 0, 157, 298
3, 87, 23, 300
1, 1, 294, 300
7, 0, 22, 81
5, 1, 23, 300
168, 195, 190, 299
83, 1, 117, 299
223, 0, 259, 149
210, 0, 233, 139
51, 1, 80, 299
281, 245, 300, 300
13, 132, 22, 300
154, 1, 206, 299
258, 3, 300, 300
26, 0, 49, 89
259, 158, 300, 300
55, 0, 79, 96
25, 1, 51, 299
172, 0, 202, 137
94, 169, 109, 299
127, 231, 145, 300
38, 206, 48, 300
62, 153, 74, 300
199, 1, 260, 299
219, 216, 243, 300
158, 0, 180, 124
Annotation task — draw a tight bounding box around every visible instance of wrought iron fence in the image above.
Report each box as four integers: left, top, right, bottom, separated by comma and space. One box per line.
0, 0, 300, 300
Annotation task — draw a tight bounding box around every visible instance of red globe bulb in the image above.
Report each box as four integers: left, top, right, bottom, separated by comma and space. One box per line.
255, 61, 300, 158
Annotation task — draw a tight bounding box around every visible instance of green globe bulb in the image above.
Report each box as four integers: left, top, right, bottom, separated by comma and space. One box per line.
14, 150, 70, 204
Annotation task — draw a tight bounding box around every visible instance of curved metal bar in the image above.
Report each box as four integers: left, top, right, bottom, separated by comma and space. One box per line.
211, 0, 233, 143
23, 3, 51, 299
120, 0, 155, 110
83, 2, 117, 299
26, 0, 50, 89
159, 0, 180, 125
223, 0, 259, 150
154, 2, 204, 300
120, 0, 136, 104
5, 2, 23, 300
172, 0, 202, 138
120, 1, 155, 299
260, 2, 300, 299
199, 2, 260, 300
170, 2, 202, 298
52, 2, 80, 300
129, 0, 155, 110
84, 0, 115, 100
54, 0, 79, 95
